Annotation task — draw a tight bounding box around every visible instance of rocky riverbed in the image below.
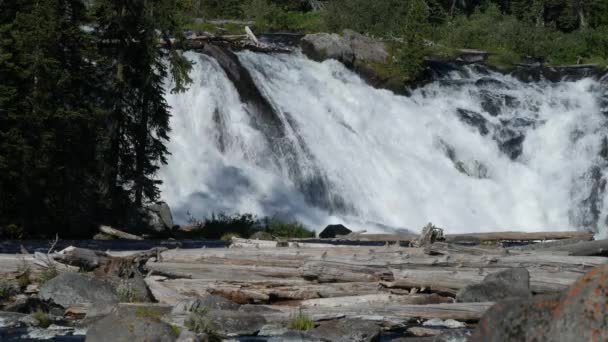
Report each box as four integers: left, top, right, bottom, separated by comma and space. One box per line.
1, 229, 607, 341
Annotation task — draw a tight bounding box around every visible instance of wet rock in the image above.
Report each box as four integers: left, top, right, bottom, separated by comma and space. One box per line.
3, 296, 52, 314
172, 296, 240, 314
456, 108, 490, 136
456, 268, 531, 303
422, 318, 467, 329
268, 331, 322, 342
308, 319, 381, 342
319, 224, 352, 239
408, 326, 443, 337
259, 323, 289, 336
86, 304, 176, 342
39, 273, 118, 308
300, 33, 355, 66
0, 311, 28, 328
471, 264, 608, 341
493, 128, 525, 160
475, 77, 509, 89
480, 91, 503, 116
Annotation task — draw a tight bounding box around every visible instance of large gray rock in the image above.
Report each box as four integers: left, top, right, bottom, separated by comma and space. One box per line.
308, 319, 381, 342
145, 202, 174, 233
342, 29, 389, 63
172, 295, 240, 314
471, 264, 608, 342
456, 267, 531, 303
209, 310, 266, 336
300, 33, 354, 66
39, 273, 118, 308
86, 305, 177, 342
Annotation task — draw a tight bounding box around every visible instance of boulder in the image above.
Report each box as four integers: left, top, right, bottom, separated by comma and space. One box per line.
456, 267, 531, 303
86, 304, 177, 342
209, 310, 267, 336
471, 264, 608, 341
300, 33, 354, 66
0, 311, 28, 328
342, 29, 389, 64
144, 202, 174, 233
319, 224, 352, 239
38, 273, 118, 308
172, 295, 240, 314
308, 319, 381, 342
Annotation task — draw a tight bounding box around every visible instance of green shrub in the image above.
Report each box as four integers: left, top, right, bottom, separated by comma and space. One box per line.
243, 0, 324, 32
38, 266, 59, 285
0, 284, 16, 301
32, 309, 51, 328
0, 224, 24, 239
116, 281, 138, 303
289, 310, 315, 331
197, 213, 257, 240
266, 217, 315, 239
184, 307, 222, 341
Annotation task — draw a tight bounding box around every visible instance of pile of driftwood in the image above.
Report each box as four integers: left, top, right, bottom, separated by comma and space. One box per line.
2, 228, 606, 337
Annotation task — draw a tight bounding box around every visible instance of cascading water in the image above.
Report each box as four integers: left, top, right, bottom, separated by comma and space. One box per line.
160, 50, 608, 236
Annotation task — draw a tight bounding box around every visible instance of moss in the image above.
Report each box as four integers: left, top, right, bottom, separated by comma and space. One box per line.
171, 324, 182, 338
289, 311, 315, 331
135, 307, 163, 321
38, 266, 59, 285
32, 309, 51, 328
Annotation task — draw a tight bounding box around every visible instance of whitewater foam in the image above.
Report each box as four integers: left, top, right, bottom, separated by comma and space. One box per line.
160, 51, 607, 235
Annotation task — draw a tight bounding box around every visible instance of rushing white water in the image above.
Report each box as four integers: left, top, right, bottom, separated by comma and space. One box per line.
160, 51, 608, 235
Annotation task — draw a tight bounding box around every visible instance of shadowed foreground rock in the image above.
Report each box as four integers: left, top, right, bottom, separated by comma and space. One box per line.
456, 267, 531, 303
86, 305, 176, 342
471, 264, 608, 341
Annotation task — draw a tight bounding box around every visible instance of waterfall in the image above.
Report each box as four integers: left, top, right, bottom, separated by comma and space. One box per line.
160, 50, 608, 236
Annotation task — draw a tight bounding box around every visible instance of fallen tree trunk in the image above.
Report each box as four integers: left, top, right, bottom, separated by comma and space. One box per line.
444, 231, 593, 244
542, 239, 608, 256
99, 225, 143, 240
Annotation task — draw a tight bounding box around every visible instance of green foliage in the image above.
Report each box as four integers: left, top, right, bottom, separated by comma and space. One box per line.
289, 310, 315, 331
184, 307, 222, 341
242, 0, 324, 32
38, 266, 59, 285
186, 213, 314, 240
265, 217, 315, 239
0, 284, 16, 301
116, 281, 138, 303
0, 224, 24, 239
32, 309, 51, 328
135, 307, 163, 321
196, 213, 257, 240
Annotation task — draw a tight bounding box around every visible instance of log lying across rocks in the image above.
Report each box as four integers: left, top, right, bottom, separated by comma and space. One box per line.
1, 229, 604, 337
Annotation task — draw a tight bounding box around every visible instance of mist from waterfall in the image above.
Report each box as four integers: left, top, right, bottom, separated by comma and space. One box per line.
160, 51, 608, 236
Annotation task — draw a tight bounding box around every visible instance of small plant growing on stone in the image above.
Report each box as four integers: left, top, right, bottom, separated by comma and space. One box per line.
116, 281, 137, 303
184, 307, 222, 342
289, 310, 315, 331
32, 309, 51, 328
17, 260, 31, 289
0, 284, 16, 301
38, 266, 59, 284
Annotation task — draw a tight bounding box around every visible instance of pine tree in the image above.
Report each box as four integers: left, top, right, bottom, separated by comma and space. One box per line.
0, 0, 108, 237
94, 0, 193, 211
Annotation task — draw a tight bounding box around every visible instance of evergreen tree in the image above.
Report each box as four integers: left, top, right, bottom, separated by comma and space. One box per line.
94, 0, 193, 211
0, 0, 107, 237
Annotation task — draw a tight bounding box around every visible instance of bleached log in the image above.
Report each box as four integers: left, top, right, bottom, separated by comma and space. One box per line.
300, 293, 453, 308
264, 302, 493, 322
301, 260, 394, 282
543, 239, 608, 256
145, 262, 302, 281
144, 276, 189, 305
444, 230, 593, 243
99, 225, 144, 240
